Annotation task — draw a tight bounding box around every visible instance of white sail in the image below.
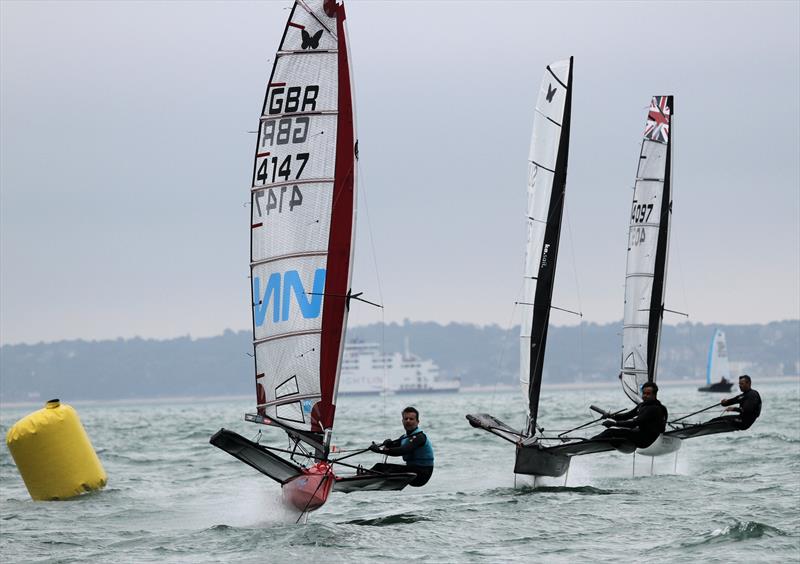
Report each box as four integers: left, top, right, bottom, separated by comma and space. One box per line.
620, 96, 673, 403
706, 329, 731, 385
250, 0, 357, 435
519, 58, 573, 422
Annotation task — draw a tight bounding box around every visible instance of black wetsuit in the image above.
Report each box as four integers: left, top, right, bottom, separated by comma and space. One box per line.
712, 389, 762, 430
592, 399, 668, 449
370, 429, 433, 487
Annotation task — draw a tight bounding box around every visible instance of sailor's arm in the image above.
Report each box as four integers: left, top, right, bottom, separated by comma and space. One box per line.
618, 404, 659, 428
720, 393, 743, 407
381, 433, 427, 457
611, 407, 638, 422
369, 436, 401, 453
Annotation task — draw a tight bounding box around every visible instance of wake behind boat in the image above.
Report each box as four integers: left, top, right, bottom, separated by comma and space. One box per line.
210, 0, 416, 516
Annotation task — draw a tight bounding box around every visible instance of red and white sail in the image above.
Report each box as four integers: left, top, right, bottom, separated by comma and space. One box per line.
250, 0, 356, 437
620, 96, 673, 403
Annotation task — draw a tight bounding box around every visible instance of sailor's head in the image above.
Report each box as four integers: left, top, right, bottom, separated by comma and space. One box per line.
402, 406, 419, 432
738, 374, 751, 392
641, 382, 658, 401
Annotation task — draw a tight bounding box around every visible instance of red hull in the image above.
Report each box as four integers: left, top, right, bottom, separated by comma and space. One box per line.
282, 462, 335, 512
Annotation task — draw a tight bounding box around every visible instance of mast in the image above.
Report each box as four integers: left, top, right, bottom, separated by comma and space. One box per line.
621, 95, 673, 403
248, 0, 356, 449
520, 57, 573, 434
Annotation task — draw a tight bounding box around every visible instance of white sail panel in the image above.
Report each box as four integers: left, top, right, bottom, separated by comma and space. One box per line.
251, 182, 334, 261
263, 56, 338, 118
255, 114, 337, 180
620, 96, 672, 403
707, 329, 731, 385
520, 166, 555, 404
279, 2, 338, 52
519, 59, 571, 414
252, 256, 327, 342
255, 332, 322, 431
253, 113, 337, 188
248, 0, 357, 436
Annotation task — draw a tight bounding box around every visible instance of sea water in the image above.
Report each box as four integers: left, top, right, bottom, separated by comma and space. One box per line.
1, 380, 798, 563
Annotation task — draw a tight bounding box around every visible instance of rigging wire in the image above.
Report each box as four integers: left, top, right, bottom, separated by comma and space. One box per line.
490, 282, 522, 413
563, 198, 587, 408
355, 158, 389, 435
668, 122, 698, 381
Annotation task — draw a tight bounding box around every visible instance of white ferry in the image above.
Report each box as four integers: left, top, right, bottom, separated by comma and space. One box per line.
339, 340, 460, 395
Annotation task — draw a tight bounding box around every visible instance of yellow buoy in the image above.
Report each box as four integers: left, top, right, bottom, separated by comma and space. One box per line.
6, 399, 107, 501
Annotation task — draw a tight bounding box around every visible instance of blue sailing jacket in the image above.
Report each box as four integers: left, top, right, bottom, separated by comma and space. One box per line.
400, 428, 434, 467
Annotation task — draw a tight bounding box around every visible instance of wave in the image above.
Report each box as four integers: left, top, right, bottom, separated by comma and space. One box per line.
345, 513, 431, 526
751, 432, 800, 444
487, 485, 621, 496
679, 520, 788, 547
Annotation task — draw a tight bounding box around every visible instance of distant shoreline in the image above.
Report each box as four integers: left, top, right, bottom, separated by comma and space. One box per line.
463, 375, 800, 393
2, 376, 797, 410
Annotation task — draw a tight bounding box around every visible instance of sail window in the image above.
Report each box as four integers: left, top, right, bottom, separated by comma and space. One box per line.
276, 401, 305, 424
275, 375, 300, 398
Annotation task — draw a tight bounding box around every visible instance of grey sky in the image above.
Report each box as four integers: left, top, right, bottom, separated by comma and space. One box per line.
1, 0, 798, 345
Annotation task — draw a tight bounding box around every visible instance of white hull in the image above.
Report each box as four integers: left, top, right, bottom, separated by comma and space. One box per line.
636, 434, 682, 457
339, 341, 460, 395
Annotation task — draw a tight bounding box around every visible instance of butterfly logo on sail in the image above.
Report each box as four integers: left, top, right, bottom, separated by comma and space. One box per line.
546, 83, 557, 103
644, 96, 671, 143
301, 29, 323, 50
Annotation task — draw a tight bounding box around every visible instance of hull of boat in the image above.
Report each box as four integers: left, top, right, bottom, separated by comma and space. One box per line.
282, 462, 335, 512
395, 387, 459, 395
514, 445, 570, 477
636, 433, 682, 456
698, 382, 733, 393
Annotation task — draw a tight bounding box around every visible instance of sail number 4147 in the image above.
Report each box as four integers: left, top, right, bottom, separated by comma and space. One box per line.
256, 153, 309, 184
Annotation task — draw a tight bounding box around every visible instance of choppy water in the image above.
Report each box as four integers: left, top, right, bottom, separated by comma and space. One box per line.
2, 381, 799, 563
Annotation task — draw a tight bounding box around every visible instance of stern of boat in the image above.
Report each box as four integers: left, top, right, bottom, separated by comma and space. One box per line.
514, 444, 570, 477
636, 433, 682, 457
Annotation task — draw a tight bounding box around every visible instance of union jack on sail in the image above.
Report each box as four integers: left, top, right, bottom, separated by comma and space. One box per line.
644, 96, 670, 143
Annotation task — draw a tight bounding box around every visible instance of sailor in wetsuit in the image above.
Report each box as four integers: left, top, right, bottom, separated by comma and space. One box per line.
592, 382, 668, 449
712, 374, 762, 430
368, 406, 434, 487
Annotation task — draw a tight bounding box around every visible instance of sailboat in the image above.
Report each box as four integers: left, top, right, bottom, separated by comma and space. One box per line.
608, 94, 682, 457
697, 329, 734, 392
210, 0, 416, 514
468, 92, 688, 476
589, 97, 740, 448
600, 97, 741, 450
466, 57, 577, 478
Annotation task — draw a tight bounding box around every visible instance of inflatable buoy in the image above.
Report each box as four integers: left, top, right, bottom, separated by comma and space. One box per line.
6, 399, 107, 500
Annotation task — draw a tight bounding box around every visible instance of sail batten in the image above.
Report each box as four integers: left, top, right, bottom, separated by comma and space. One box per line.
519, 57, 573, 433
249, 0, 355, 441
620, 95, 673, 404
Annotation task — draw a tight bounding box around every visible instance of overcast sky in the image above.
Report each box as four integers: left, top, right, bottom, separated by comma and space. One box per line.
1, 0, 798, 345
